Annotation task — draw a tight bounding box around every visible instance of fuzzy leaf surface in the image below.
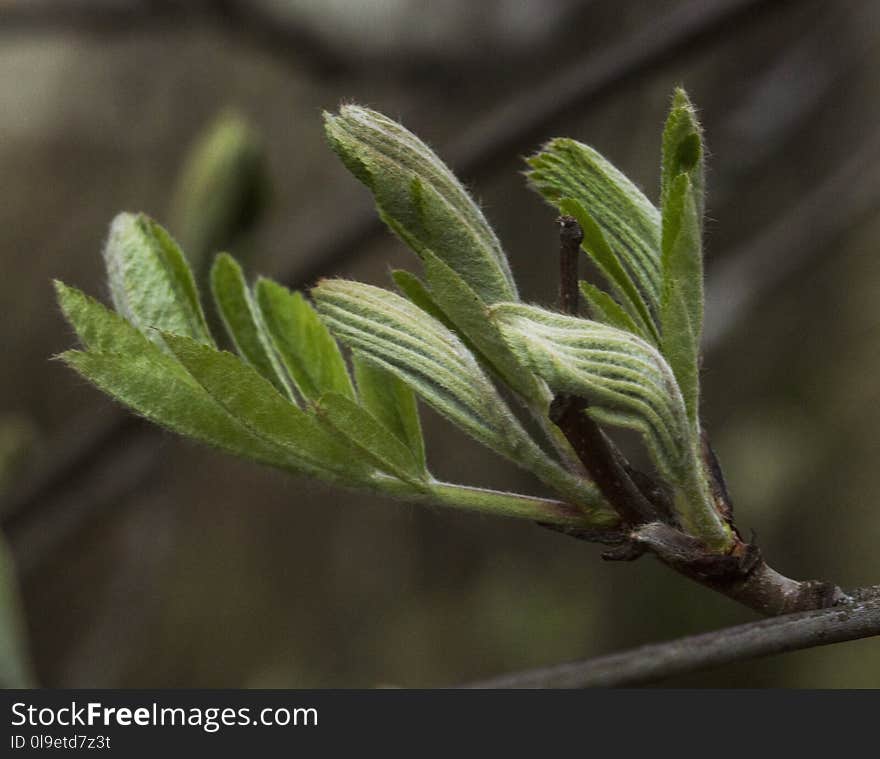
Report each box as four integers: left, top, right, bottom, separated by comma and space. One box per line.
660, 175, 703, 426
420, 249, 547, 405
324, 105, 516, 305
256, 278, 355, 403
103, 213, 213, 345
312, 280, 607, 512
353, 354, 426, 471
492, 303, 691, 482
527, 138, 662, 309
316, 391, 427, 485
162, 333, 371, 484
210, 254, 292, 399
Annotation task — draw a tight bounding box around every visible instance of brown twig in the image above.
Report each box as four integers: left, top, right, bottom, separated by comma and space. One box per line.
464, 585, 880, 688
557, 215, 581, 317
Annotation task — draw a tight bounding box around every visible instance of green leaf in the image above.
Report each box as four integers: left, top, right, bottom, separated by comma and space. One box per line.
391, 269, 455, 328
56, 280, 156, 355
660, 175, 703, 426
423, 481, 601, 526
659, 90, 706, 427
491, 302, 731, 547
61, 348, 298, 470
559, 197, 658, 344
491, 302, 689, 482
162, 333, 372, 484
578, 280, 642, 335
391, 268, 507, 379
255, 278, 355, 403
57, 283, 340, 475
312, 279, 521, 453
210, 254, 292, 399
661, 87, 705, 217
527, 137, 662, 309
316, 391, 427, 485
353, 354, 425, 471
170, 112, 268, 270
324, 105, 517, 305
312, 279, 605, 512
420, 249, 548, 405
103, 212, 213, 346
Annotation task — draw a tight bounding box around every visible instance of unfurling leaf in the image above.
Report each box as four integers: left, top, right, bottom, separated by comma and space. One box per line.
419, 249, 548, 405
323, 105, 517, 305
312, 279, 608, 514
527, 138, 662, 311
255, 278, 355, 403
312, 279, 527, 455
491, 303, 689, 481
492, 303, 730, 547
103, 212, 213, 346
660, 175, 702, 426
210, 253, 292, 399
660, 89, 706, 427
661, 88, 705, 216
391, 269, 455, 328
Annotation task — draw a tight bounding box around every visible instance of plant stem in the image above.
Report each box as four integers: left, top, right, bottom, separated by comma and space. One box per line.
374, 475, 608, 527
549, 395, 656, 525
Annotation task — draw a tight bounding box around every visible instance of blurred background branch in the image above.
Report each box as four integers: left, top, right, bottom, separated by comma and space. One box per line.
467, 585, 880, 687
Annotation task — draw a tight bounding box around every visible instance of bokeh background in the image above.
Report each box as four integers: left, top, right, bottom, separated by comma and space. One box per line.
1, 0, 879, 688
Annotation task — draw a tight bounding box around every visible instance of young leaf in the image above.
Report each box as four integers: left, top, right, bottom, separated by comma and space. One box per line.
255, 278, 355, 403
315, 391, 427, 486
391, 269, 455, 329
661, 87, 705, 217
312, 280, 606, 512
660, 175, 703, 425
353, 354, 426, 471
659, 91, 706, 428
56, 280, 156, 355
210, 253, 292, 399
57, 284, 366, 482
391, 268, 510, 382
491, 303, 690, 482
578, 280, 642, 335
103, 212, 213, 346
527, 138, 662, 308
324, 105, 517, 305
419, 249, 548, 405
60, 348, 297, 471
312, 279, 523, 453
161, 333, 372, 484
